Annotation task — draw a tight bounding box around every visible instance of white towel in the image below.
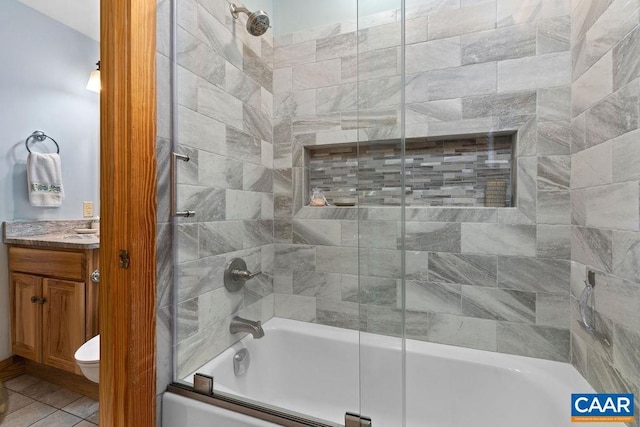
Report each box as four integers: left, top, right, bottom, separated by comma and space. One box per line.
27, 152, 64, 207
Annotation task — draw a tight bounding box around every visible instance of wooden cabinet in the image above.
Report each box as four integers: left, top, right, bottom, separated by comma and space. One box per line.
8, 246, 99, 375
11, 273, 41, 362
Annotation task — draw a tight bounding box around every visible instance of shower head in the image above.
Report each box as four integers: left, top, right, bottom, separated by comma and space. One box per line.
230, 3, 270, 37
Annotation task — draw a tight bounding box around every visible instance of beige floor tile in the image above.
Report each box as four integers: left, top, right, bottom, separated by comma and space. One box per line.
30, 409, 82, 426
20, 379, 61, 400
74, 420, 98, 426
1, 401, 56, 427
62, 396, 99, 419
6, 391, 35, 414
85, 409, 99, 424
4, 375, 41, 393
39, 387, 83, 409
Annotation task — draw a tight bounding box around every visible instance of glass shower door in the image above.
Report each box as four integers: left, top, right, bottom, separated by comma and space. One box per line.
170, 0, 366, 425
355, 0, 407, 425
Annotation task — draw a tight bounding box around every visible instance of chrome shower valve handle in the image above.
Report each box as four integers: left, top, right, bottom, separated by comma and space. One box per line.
224, 258, 261, 292
231, 268, 261, 281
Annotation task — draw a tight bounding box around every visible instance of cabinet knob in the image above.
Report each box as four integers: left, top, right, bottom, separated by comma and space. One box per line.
30, 296, 46, 304
90, 269, 100, 283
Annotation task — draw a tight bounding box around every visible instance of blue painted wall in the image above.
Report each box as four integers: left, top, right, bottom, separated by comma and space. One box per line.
0, 0, 100, 359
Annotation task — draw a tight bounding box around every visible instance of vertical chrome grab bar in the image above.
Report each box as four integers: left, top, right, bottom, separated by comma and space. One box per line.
171, 152, 196, 218
579, 282, 594, 332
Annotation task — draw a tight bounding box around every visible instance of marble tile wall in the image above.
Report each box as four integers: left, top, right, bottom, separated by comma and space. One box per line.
271, 0, 574, 363
308, 136, 513, 207
152, 2, 640, 424
160, 0, 276, 382
569, 0, 640, 420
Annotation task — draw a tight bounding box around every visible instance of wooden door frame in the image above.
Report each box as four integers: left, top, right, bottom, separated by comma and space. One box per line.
100, 0, 157, 426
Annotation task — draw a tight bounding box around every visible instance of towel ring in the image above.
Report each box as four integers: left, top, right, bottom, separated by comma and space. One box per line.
25, 131, 60, 154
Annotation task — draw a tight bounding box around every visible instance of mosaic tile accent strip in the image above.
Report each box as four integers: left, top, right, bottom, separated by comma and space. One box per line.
308, 136, 513, 207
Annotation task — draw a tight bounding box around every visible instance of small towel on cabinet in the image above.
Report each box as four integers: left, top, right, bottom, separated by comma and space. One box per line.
27, 152, 64, 207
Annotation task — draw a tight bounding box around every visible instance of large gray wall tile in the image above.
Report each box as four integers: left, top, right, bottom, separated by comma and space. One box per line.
572, 226, 613, 273
316, 299, 361, 330
405, 222, 461, 252
570, 141, 613, 188
406, 37, 461, 74
537, 15, 570, 54
359, 22, 402, 52
429, 253, 497, 287
461, 23, 536, 65
612, 129, 640, 183
275, 294, 316, 322
538, 120, 571, 155
537, 190, 571, 224
612, 324, 640, 385
316, 245, 358, 274
461, 223, 536, 256
537, 224, 571, 259
593, 270, 640, 336
612, 231, 640, 284
405, 281, 462, 315
428, 2, 497, 40
538, 156, 571, 190
293, 271, 342, 300
424, 313, 497, 351
498, 52, 571, 92
498, 257, 570, 293
197, 5, 243, 69
584, 80, 639, 149
461, 286, 536, 323
293, 59, 341, 90
536, 293, 570, 328
498, 0, 570, 28
497, 323, 570, 361
427, 62, 497, 100
613, 25, 640, 90
572, 52, 613, 118
583, 183, 640, 231
462, 92, 536, 119
359, 248, 402, 279
538, 86, 571, 121
274, 244, 316, 271
274, 40, 316, 68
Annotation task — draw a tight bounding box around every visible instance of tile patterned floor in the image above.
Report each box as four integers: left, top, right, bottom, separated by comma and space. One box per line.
2, 375, 98, 426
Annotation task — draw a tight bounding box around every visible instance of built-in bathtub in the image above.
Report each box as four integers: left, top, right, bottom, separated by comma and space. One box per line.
163, 318, 615, 427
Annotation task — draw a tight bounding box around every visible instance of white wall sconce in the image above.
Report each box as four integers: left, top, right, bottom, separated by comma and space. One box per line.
86, 61, 101, 93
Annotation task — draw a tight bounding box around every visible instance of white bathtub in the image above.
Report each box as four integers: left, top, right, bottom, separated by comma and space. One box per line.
164, 317, 616, 427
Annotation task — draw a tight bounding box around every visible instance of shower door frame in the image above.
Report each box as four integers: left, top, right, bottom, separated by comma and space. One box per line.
99, 0, 158, 425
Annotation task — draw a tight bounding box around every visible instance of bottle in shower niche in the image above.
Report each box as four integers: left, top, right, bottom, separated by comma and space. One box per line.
310, 188, 329, 206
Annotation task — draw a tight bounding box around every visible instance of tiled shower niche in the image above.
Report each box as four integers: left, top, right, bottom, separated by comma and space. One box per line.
308, 135, 514, 207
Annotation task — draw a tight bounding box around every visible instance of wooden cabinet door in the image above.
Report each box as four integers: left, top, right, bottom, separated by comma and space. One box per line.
42, 278, 85, 374
11, 273, 43, 362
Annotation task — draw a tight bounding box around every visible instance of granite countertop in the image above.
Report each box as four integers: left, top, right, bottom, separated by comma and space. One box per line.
2, 220, 100, 250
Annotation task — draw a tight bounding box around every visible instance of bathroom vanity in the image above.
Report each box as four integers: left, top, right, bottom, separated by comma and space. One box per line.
3, 221, 99, 376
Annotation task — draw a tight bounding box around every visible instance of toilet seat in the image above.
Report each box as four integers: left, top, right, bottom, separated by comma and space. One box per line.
75, 334, 100, 383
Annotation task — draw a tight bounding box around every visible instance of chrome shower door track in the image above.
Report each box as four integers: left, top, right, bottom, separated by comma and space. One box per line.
167, 383, 341, 427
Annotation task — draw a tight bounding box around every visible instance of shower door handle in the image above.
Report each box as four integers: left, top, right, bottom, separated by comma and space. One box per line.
170, 152, 196, 218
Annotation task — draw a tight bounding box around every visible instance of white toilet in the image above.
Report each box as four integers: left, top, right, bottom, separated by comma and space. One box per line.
74, 334, 100, 383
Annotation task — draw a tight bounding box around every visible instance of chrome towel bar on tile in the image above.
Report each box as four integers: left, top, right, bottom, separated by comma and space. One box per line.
170, 152, 195, 218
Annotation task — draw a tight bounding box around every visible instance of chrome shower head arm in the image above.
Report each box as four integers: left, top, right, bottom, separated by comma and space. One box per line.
230, 3, 250, 19
229, 3, 270, 36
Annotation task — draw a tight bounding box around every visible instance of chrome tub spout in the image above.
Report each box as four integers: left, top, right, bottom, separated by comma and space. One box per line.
230, 316, 265, 339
